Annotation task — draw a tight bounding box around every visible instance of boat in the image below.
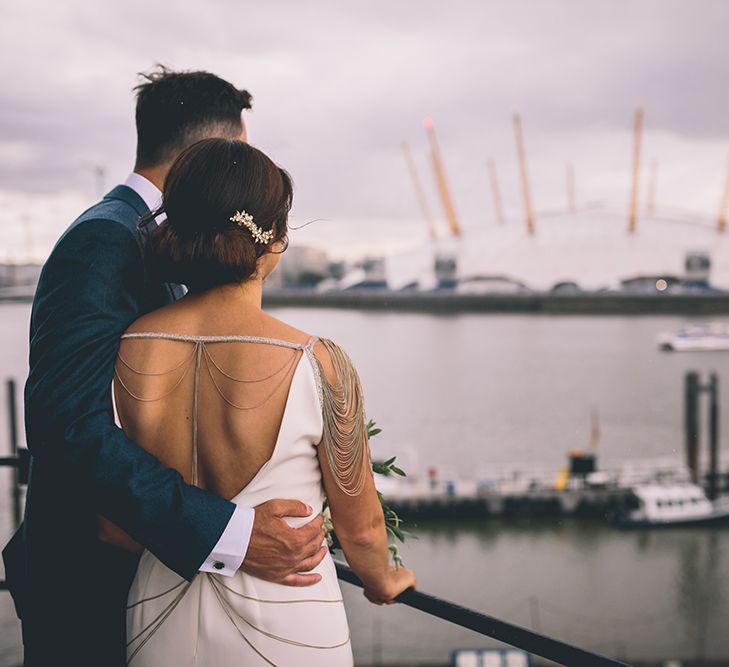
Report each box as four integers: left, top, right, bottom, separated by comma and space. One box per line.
612, 483, 729, 528
658, 323, 729, 351
452, 648, 531, 666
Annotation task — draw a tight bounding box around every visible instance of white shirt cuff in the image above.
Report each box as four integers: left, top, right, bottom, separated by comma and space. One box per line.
199, 505, 254, 577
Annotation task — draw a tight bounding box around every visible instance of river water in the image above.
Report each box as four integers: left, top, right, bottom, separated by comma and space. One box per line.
1, 302, 729, 665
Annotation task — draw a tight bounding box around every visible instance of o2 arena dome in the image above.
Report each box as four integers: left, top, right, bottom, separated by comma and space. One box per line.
371, 112, 729, 293
446, 206, 729, 292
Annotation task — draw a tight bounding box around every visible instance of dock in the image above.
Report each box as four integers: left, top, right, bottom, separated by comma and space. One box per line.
377, 455, 729, 520
262, 289, 729, 316
4, 282, 729, 314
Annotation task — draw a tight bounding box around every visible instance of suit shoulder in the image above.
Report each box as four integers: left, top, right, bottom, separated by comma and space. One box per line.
51, 216, 139, 261
56, 196, 143, 250
52, 191, 144, 255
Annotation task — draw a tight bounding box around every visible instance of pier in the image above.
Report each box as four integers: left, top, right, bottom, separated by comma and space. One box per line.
5, 283, 729, 315
377, 456, 729, 521
262, 289, 729, 316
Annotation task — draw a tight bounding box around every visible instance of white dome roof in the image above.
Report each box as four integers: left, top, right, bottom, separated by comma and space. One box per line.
436, 206, 729, 290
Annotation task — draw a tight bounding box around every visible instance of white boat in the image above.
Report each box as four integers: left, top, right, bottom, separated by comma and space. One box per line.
613, 483, 729, 528
658, 323, 729, 351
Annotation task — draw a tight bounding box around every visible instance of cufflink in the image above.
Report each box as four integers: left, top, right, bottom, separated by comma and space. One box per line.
213, 561, 225, 571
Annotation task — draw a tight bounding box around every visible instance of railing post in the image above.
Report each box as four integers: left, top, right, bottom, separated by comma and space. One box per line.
7, 378, 22, 528
685, 371, 700, 484
708, 373, 719, 501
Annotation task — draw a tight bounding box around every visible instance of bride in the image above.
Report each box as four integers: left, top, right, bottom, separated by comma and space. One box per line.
100, 137, 415, 665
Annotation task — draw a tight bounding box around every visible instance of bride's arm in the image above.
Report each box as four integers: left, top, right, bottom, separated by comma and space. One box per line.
319, 447, 414, 604
313, 339, 415, 604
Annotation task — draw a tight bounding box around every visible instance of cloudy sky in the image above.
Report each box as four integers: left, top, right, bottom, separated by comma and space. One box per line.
2, 0, 729, 260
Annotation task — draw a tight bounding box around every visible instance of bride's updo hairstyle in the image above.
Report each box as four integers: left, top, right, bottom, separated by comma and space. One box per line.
146, 138, 292, 292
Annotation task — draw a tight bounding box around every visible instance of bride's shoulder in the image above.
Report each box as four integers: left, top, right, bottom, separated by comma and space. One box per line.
258, 314, 357, 383
310, 337, 359, 386
123, 303, 180, 337
259, 312, 312, 347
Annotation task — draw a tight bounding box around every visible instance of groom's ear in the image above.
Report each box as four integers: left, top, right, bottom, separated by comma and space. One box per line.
239, 113, 248, 143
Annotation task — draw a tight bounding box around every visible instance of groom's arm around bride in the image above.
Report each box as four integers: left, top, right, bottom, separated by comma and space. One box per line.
2, 67, 326, 667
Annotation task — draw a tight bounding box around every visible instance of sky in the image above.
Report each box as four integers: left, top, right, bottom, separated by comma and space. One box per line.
2, 0, 729, 261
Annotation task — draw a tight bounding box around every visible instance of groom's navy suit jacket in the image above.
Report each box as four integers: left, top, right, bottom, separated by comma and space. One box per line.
2, 185, 237, 666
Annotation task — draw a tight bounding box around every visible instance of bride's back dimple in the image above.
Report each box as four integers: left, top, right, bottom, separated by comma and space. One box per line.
114, 332, 322, 501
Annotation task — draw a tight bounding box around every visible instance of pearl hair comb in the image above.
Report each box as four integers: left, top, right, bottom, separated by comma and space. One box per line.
229, 210, 275, 245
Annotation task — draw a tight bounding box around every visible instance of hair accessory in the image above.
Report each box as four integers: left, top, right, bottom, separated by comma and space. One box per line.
229, 210, 275, 245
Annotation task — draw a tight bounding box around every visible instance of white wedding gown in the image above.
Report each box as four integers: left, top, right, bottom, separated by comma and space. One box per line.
116, 334, 355, 666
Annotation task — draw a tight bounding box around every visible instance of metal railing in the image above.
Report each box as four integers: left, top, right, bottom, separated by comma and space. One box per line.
335, 562, 629, 666
0, 377, 632, 665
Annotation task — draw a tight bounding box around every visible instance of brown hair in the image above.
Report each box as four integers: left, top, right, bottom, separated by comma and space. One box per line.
146, 138, 292, 291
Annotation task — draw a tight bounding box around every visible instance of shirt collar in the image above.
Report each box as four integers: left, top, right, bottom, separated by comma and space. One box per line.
124, 172, 163, 214
123, 172, 182, 292
124, 172, 167, 224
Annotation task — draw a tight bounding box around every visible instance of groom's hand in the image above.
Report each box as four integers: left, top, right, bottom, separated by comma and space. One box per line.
241, 499, 328, 586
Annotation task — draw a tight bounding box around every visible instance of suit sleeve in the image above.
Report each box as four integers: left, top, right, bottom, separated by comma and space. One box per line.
25, 218, 235, 581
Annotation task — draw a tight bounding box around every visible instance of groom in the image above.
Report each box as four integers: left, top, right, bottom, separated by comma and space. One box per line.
2, 67, 327, 666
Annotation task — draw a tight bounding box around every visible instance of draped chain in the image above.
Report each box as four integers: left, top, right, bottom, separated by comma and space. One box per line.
311, 338, 371, 497
114, 332, 372, 497
114, 333, 301, 485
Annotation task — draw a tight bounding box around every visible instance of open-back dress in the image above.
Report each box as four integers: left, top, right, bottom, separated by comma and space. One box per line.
114, 332, 370, 666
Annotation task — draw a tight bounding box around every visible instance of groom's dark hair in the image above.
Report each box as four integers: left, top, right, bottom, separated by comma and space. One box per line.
134, 65, 252, 169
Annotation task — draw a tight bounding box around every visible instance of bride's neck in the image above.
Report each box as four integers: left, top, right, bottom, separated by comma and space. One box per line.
193, 279, 263, 309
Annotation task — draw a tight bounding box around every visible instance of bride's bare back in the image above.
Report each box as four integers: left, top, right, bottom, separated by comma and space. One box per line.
114, 293, 314, 501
